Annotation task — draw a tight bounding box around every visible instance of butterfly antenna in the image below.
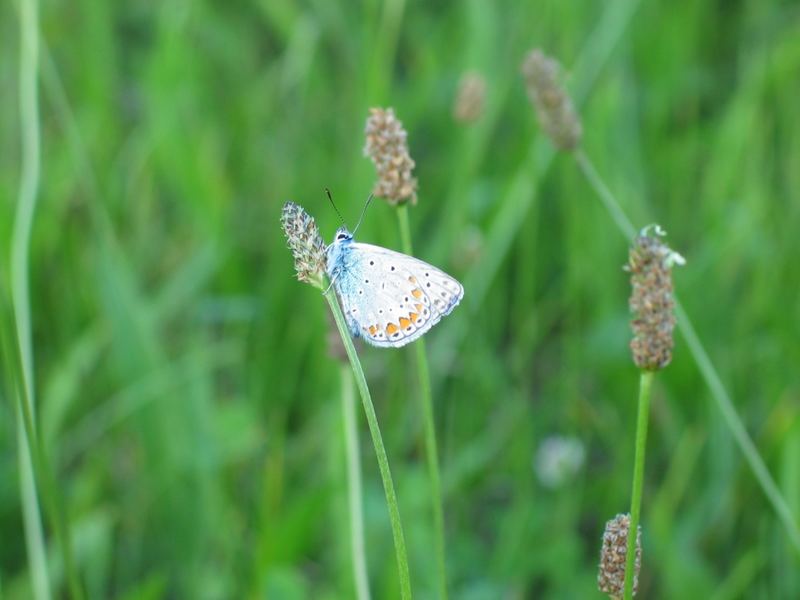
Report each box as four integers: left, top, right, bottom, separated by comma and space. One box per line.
325, 188, 347, 227
352, 193, 374, 235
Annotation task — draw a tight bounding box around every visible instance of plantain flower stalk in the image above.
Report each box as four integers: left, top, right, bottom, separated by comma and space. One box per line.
627, 226, 685, 370
280, 201, 327, 290
281, 200, 411, 598
363, 107, 448, 597
364, 107, 418, 205
521, 48, 582, 151
453, 71, 487, 123
620, 225, 682, 599
598, 513, 642, 598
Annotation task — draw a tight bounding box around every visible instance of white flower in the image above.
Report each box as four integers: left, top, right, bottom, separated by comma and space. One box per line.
534, 435, 586, 488
639, 224, 686, 267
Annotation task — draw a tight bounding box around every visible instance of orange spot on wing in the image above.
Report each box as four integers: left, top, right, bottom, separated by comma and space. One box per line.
412, 288, 423, 299
368, 325, 377, 336
386, 323, 399, 335
399, 317, 411, 329
415, 303, 423, 312
409, 312, 419, 322
408, 276, 417, 284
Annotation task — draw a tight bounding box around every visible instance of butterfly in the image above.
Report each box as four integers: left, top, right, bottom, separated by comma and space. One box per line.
326, 225, 464, 348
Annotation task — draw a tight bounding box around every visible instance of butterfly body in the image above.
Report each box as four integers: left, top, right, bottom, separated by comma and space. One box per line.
326, 226, 464, 348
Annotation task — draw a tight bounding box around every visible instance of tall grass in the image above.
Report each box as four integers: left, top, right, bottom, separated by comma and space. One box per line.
10, 0, 79, 597
339, 365, 370, 600
2, 0, 800, 597
10, 0, 49, 596
572, 148, 800, 556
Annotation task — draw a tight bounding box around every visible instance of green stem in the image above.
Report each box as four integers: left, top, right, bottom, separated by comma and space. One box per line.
367, 0, 406, 103
1, 285, 83, 599
674, 300, 800, 555
324, 290, 412, 599
12, 0, 83, 597
340, 365, 371, 600
624, 371, 654, 600
13, 0, 50, 597
573, 150, 636, 241
573, 149, 800, 557
16, 360, 82, 600
396, 204, 448, 599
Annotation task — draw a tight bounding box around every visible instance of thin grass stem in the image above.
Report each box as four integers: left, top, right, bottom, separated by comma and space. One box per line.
12, 0, 84, 597
12, 1, 49, 597
324, 289, 412, 599
367, 0, 406, 103
573, 149, 800, 556
1, 284, 83, 599
674, 300, 800, 555
340, 365, 371, 600
624, 371, 654, 600
396, 204, 448, 599
573, 150, 636, 240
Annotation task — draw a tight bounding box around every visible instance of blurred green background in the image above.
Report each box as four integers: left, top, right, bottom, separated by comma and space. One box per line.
2, 0, 800, 598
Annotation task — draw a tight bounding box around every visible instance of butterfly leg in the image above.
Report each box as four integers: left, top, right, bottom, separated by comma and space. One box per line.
322, 271, 341, 296
322, 271, 361, 339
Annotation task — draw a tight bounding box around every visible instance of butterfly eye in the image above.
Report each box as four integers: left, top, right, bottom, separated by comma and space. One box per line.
337, 233, 347, 241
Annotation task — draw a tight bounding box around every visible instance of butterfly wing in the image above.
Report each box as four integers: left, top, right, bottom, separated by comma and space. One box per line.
333, 242, 464, 348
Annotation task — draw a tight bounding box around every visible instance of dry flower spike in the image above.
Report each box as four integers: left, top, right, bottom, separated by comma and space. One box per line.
453, 71, 487, 123
627, 225, 684, 370
364, 107, 418, 205
598, 513, 642, 598
521, 49, 582, 151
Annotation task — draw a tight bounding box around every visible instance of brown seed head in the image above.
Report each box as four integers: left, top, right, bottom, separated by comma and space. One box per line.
627, 227, 683, 370
521, 49, 582, 151
364, 107, 417, 206
598, 513, 642, 598
281, 201, 327, 289
453, 71, 487, 123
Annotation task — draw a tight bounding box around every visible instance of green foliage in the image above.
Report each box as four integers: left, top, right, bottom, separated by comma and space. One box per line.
2, 0, 799, 597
